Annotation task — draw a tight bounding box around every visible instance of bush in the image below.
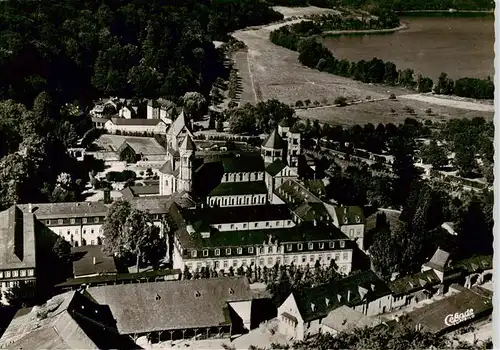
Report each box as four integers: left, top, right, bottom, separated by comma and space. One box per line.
295, 100, 304, 107
334, 96, 347, 107
389, 93, 396, 100
105, 170, 137, 182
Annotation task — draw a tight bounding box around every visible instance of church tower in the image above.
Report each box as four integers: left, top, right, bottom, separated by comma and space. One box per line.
178, 134, 196, 193
261, 129, 285, 165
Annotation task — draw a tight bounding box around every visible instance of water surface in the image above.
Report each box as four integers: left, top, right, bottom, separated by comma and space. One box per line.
322, 16, 494, 80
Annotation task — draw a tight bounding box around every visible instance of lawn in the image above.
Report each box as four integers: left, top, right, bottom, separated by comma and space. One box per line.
295, 98, 494, 126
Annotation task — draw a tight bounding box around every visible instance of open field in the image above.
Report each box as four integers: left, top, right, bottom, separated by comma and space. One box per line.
232, 26, 407, 106
295, 98, 494, 126
272, 5, 339, 18
231, 6, 493, 125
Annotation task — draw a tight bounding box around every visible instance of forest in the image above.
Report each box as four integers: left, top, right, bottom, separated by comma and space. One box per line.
0, 0, 284, 210
0, 0, 283, 107
267, 0, 494, 11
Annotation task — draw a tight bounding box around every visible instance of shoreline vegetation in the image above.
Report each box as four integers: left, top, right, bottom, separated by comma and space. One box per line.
269, 13, 494, 100
320, 21, 408, 37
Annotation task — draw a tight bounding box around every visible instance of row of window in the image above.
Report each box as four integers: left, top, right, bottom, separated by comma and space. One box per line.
190, 241, 346, 258
0, 269, 34, 279
210, 195, 267, 207
219, 220, 293, 230
59, 227, 103, 236
224, 172, 262, 182
47, 214, 162, 226
186, 253, 349, 270
47, 216, 104, 226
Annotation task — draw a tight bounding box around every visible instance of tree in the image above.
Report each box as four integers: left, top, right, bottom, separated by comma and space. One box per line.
434, 72, 454, 95
420, 140, 448, 169
417, 74, 433, 93
182, 91, 207, 120
216, 118, 224, 132
52, 236, 72, 263
102, 201, 165, 272
369, 228, 400, 279
454, 146, 477, 177
390, 134, 418, 207
4, 281, 38, 308
228, 107, 256, 134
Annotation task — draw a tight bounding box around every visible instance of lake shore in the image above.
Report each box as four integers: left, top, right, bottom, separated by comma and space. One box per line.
321, 22, 408, 37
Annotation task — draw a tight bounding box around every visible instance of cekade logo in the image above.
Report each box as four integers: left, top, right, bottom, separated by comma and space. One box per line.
444, 309, 475, 326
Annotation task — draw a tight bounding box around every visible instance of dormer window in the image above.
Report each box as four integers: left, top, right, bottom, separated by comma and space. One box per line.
237, 247, 242, 255
191, 250, 197, 258
215, 249, 220, 256
226, 248, 231, 255
287, 244, 292, 251
298, 243, 303, 251
329, 242, 334, 248
248, 247, 254, 254
340, 241, 345, 248
319, 243, 324, 249
203, 249, 209, 257
308, 243, 314, 250
82, 218, 87, 224
267, 247, 272, 254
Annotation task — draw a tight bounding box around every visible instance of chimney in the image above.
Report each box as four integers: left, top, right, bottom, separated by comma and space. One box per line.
347, 290, 351, 302
93, 257, 96, 265
28, 203, 33, 213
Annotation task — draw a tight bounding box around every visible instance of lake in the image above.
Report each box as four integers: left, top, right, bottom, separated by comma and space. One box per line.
321, 16, 494, 80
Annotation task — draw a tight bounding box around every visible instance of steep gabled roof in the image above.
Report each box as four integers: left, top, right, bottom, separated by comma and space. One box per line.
86, 277, 254, 334
389, 269, 441, 296
423, 248, 451, 272
159, 160, 174, 175
167, 111, 192, 137
179, 134, 196, 151
109, 118, 164, 126
334, 206, 365, 225
0, 291, 134, 349
208, 181, 268, 196
262, 129, 285, 150
222, 155, 264, 173
0, 206, 36, 270
265, 159, 287, 176
293, 271, 392, 322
